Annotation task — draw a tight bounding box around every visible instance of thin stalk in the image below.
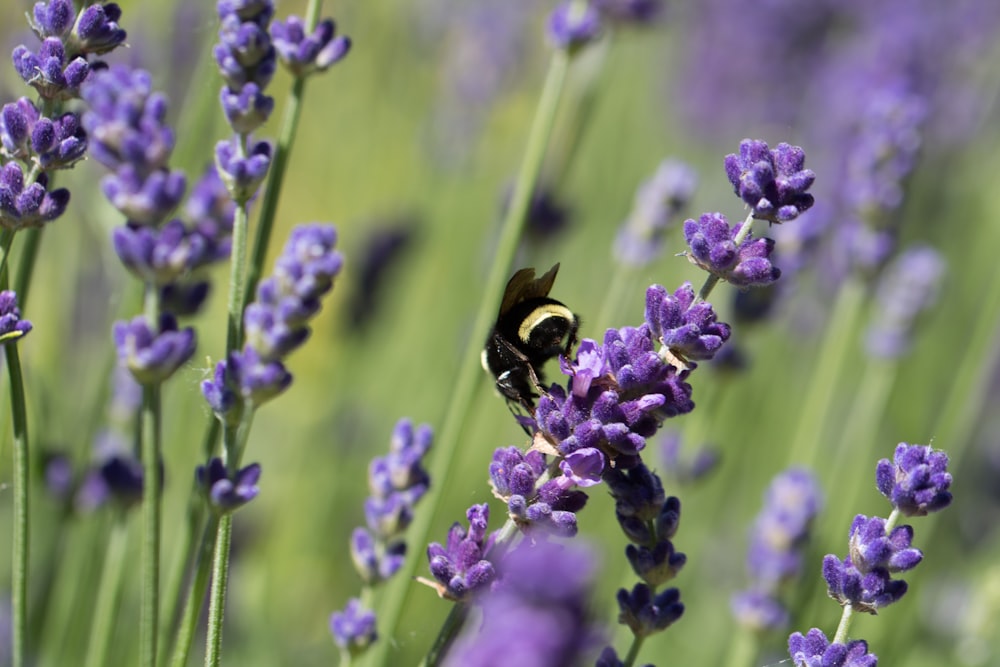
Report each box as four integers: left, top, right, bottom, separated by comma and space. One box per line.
12, 227, 42, 308
368, 28, 578, 667
722, 627, 758, 667
203, 515, 233, 667
141, 383, 163, 667
696, 212, 754, 303
7, 339, 29, 667
84, 511, 131, 667
421, 604, 470, 667
168, 516, 220, 667
622, 635, 646, 667
226, 203, 249, 352
832, 605, 854, 645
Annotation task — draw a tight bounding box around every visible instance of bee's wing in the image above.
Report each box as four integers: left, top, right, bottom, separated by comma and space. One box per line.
498, 263, 560, 315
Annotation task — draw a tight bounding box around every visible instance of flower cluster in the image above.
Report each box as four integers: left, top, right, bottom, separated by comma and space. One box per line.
732, 468, 822, 631
547, 2, 603, 50
445, 541, 604, 667
350, 419, 433, 586
789, 443, 952, 665
724, 139, 815, 224
203, 223, 343, 418
424, 504, 497, 601
613, 159, 697, 267
195, 458, 261, 514
683, 212, 780, 288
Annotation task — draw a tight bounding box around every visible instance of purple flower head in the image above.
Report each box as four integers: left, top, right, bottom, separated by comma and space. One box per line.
490, 446, 546, 499
875, 442, 952, 516
243, 300, 311, 361
645, 283, 731, 362
683, 212, 780, 287
0, 291, 33, 342
865, 246, 945, 359
743, 468, 822, 590
0, 164, 70, 229
847, 515, 922, 574
616, 583, 683, 638
350, 527, 406, 584
160, 282, 211, 317
113, 314, 196, 385
1, 99, 87, 170
788, 628, 878, 667
112, 220, 214, 284
202, 347, 292, 417
559, 447, 606, 487
195, 458, 261, 513
12, 38, 89, 101
214, 137, 271, 204
329, 598, 377, 657
548, 2, 602, 50
101, 166, 187, 226
219, 82, 274, 135
614, 159, 697, 266
271, 16, 351, 77
186, 165, 235, 245
822, 554, 907, 613
626, 539, 686, 587
71, 3, 127, 56
29, 0, 75, 39
595, 0, 665, 25
77, 453, 144, 511
82, 66, 175, 173
272, 223, 343, 303
214, 6, 277, 92
446, 541, 604, 667
425, 503, 496, 601
724, 139, 815, 223
730, 590, 789, 632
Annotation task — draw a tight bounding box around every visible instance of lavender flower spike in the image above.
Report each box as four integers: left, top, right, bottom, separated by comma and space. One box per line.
195, 458, 261, 513
424, 504, 496, 601
683, 212, 780, 287
645, 282, 730, 362
0, 291, 33, 342
330, 598, 377, 657
271, 16, 351, 77
113, 314, 196, 385
875, 443, 952, 517
548, 1, 602, 50
0, 164, 70, 229
724, 139, 815, 223
788, 628, 877, 667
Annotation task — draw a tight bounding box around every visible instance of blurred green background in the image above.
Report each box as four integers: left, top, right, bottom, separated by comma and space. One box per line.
2, 1, 1000, 665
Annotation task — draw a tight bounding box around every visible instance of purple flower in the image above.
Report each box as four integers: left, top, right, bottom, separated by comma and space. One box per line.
683, 212, 780, 287
0, 291, 33, 342
595, 0, 664, 25
425, 504, 496, 601
350, 527, 405, 584
730, 590, 789, 632
445, 541, 604, 667
112, 220, 214, 284
214, 137, 272, 204
788, 628, 878, 667
195, 458, 261, 513
548, 2, 602, 50
489, 446, 588, 538
102, 166, 187, 226
847, 515, 922, 574
270, 16, 351, 77
113, 314, 195, 385
186, 165, 235, 246
330, 598, 377, 657
76, 453, 144, 511
616, 583, 683, 638
29, 0, 76, 39
865, 246, 945, 359
613, 159, 697, 266
875, 443, 952, 516
82, 66, 175, 174
724, 139, 815, 223
214, 5, 277, 92
644, 283, 730, 362
822, 554, 908, 613
658, 430, 719, 484
202, 347, 292, 417
1, 99, 87, 169
72, 3, 127, 56
0, 164, 70, 229
12, 37, 89, 101
219, 82, 274, 135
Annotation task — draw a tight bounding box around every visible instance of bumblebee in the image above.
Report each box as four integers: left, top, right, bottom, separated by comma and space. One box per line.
481, 263, 580, 410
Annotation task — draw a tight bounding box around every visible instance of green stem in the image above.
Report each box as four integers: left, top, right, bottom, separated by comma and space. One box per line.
203, 515, 233, 667
421, 603, 470, 667
169, 516, 220, 667
721, 627, 758, 667
696, 212, 754, 303
226, 203, 249, 352
622, 634, 646, 667
84, 511, 131, 667
7, 339, 29, 667
832, 605, 854, 644
141, 383, 163, 667
12, 227, 43, 308
785, 278, 866, 468
369, 29, 577, 667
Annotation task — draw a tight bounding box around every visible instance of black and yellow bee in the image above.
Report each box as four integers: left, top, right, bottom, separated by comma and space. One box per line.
481, 263, 580, 410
